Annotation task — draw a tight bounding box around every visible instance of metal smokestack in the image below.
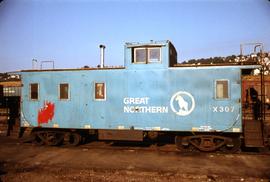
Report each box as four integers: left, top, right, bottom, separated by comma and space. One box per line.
99, 44, 106, 68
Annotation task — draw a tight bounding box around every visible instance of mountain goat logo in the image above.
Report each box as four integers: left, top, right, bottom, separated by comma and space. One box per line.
170, 91, 195, 116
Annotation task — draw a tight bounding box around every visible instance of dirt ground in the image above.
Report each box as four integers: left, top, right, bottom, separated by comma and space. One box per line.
0, 137, 270, 182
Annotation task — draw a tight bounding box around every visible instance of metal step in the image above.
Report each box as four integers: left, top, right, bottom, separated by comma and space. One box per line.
244, 120, 264, 147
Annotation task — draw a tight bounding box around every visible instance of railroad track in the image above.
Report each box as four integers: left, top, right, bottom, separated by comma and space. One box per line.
2, 136, 269, 156
73, 141, 270, 156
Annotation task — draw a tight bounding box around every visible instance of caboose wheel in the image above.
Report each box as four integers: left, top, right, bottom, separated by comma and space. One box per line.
175, 135, 235, 152
175, 136, 189, 152
65, 132, 81, 146
46, 132, 64, 146
220, 137, 241, 153
32, 131, 64, 146
175, 136, 198, 152
33, 133, 45, 145
44, 132, 59, 146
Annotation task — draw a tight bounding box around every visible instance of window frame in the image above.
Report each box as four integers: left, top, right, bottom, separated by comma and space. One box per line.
59, 83, 70, 101
29, 83, 39, 101
134, 47, 147, 64
215, 79, 230, 100
148, 47, 162, 63
133, 47, 162, 64
94, 82, 106, 101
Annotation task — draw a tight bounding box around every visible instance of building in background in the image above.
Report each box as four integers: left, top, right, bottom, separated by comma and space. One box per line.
0, 73, 21, 137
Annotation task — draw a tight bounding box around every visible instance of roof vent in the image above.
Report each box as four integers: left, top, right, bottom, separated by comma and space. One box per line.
99, 45, 106, 68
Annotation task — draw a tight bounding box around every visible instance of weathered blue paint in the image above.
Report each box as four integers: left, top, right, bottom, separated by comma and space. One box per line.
20, 41, 258, 133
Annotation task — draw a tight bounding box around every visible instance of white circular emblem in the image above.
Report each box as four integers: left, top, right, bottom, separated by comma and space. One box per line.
170, 91, 195, 116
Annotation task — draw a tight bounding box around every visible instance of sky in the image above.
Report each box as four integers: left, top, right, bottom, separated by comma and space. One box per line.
0, 0, 270, 72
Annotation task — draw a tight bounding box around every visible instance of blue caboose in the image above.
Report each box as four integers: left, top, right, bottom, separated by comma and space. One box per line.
20, 40, 259, 151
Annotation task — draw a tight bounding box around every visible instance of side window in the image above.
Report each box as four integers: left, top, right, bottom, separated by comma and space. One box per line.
216, 80, 229, 99
148, 48, 161, 62
133, 47, 161, 63
134, 48, 147, 63
30, 83, 39, 100
59, 83, 69, 100
95, 83, 106, 100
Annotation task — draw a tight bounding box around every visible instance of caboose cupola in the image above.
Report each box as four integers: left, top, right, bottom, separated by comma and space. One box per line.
124, 40, 177, 69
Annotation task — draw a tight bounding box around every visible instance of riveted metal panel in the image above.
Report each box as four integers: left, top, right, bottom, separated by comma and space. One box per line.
20, 66, 243, 133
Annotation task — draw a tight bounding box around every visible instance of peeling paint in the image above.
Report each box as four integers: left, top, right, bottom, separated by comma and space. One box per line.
38, 101, 55, 125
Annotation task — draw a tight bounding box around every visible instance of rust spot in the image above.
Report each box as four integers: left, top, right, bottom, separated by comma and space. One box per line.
38, 101, 55, 125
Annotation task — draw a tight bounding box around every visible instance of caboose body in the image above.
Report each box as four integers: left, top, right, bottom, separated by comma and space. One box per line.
20, 41, 264, 151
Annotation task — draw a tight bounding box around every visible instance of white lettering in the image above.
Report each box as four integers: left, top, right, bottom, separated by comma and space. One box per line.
130, 98, 135, 104
212, 106, 235, 113
213, 107, 218, 112
123, 98, 129, 105
124, 106, 133, 113
230, 106, 235, 112
219, 107, 224, 112
123, 97, 150, 105
156, 107, 162, 113
124, 106, 168, 113
123, 97, 167, 114
163, 107, 168, 113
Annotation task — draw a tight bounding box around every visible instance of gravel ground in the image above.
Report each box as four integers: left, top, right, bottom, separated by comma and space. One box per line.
0, 137, 270, 182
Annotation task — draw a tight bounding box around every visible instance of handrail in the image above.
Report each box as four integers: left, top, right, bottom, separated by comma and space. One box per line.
40, 61, 55, 70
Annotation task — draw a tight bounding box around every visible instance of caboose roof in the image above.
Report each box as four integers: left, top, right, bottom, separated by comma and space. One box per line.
20, 64, 261, 73
19, 40, 262, 72
21, 66, 125, 72
125, 40, 169, 48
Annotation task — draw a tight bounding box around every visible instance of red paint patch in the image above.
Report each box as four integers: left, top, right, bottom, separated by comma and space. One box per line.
38, 101, 55, 125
